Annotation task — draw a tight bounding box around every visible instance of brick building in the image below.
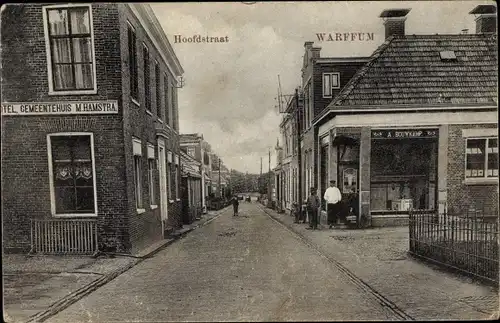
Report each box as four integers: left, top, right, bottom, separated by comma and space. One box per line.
180, 133, 210, 213
1, 3, 184, 254
275, 93, 302, 213
299, 42, 368, 218
314, 6, 498, 226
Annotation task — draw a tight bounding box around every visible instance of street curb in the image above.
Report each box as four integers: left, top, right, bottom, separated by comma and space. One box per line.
22, 206, 230, 323
258, 205, 415, 321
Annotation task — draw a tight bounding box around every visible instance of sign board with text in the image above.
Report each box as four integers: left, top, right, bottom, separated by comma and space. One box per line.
1, 101, 119, 116
371, 129, 438, 139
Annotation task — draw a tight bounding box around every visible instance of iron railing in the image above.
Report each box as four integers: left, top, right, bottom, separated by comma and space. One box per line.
30, 218, 98, 255
409, 207, 499, 285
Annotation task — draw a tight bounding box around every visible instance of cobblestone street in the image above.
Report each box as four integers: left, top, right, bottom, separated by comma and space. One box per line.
47, 203, 405, 322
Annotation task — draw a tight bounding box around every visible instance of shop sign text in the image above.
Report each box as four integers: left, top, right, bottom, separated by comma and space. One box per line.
372, 129, 438, 139
1, 101, 119, 116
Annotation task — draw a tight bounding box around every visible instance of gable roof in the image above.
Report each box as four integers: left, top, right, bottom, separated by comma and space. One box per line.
327, 34, 498, 109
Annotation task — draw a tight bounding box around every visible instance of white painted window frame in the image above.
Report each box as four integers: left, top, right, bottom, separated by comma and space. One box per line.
464, 137, 498, 184
42, 4, 98, 96
322, 72, 340, 98
133, 138, 145, 213
147, 143, 157, 208
47, 132, 98, 217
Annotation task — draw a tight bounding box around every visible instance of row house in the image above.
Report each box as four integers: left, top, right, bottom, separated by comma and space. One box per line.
179, 149, 202, 224
1, 3, 183, 254
314, 5, 498, 226
274, 93, 302, 212
180, 133, 210, 213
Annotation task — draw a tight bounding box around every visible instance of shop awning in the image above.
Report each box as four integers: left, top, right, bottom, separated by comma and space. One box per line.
332, 135, 358, 146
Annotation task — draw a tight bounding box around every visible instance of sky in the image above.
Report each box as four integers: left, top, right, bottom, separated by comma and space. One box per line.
150, 0, 494, 174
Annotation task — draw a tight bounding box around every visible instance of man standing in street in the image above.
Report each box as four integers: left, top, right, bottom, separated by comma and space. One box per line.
306, 187, 321, 230
324, 180, 342, 229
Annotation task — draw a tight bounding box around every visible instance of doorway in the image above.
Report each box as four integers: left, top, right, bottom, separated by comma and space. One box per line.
158, 140, 169, 235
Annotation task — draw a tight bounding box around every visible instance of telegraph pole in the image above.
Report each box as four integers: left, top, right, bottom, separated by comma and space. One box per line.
268, 149, 271, 203
260, 157, 263, 194
218, 158, 221, 198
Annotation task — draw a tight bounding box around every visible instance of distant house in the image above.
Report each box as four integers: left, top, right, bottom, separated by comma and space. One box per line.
314, 6, 498, 226
180, 133, 210, 213
180, 150, 202, 224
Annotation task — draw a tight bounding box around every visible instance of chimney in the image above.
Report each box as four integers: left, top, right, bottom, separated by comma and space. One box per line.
380, 9, 411, 39
311, 47, 321, 59
469, 5, 497, 34
304, 41, 314, 49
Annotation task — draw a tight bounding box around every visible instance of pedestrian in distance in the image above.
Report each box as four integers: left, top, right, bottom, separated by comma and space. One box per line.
324, 180, 342, 229
232, 195, 239, 216
306, 187, 321, 230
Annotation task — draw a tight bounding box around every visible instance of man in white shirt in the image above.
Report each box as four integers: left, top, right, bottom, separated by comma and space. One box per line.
324, 180, 342, 229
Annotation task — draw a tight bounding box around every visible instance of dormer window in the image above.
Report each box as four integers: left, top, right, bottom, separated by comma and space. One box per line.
323, 72, 340, 98
439, 51, 457, 61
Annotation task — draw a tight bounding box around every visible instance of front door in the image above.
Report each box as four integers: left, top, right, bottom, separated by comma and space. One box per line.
338, 164, 359, 220
158, 140, 168, 234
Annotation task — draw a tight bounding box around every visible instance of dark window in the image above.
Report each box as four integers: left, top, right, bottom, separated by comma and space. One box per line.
143, 45, 151, 111
46, 7, 94, 91
134, 155, 143, 208
51, 135, 95, 213
128, 24, 138, 99
155, 62, 161, 118
164, 74, 170, 125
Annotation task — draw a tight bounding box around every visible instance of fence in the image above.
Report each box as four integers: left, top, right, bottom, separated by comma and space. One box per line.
409, 207, 499, 285
30, 218, 98, 255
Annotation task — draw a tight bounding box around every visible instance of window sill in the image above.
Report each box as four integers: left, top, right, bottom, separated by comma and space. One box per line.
169, 199, 175, 204
176, 198, 181, 201
157, 119, 164, 124
146, 110, 153, 117
463, 178, 498, 185
137, 208, 146, 214
49, 89, 97, 96
150, 205, 158, 210
52, 213, 97, 218
131, 98, 140, 107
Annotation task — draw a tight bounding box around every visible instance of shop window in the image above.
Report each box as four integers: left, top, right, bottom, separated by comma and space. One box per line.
466, 138, 498, 178
48, 134, 96, 216
128, 22, 138, 100
323, 72, 340, 98
44, 5, 96, 94
370, 139, 437, 212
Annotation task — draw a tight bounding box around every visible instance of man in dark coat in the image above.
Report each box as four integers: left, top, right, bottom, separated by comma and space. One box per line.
232, 195, 239, 216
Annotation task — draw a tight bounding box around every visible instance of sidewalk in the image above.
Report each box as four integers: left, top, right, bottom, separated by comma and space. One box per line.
261, 206, 499, 321
3, 207, 229, 323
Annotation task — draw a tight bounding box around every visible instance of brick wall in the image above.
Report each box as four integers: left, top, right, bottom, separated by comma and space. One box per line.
447, 123, 498, 215
1, 4, 128, 252
120, 6, 182, 250
1, 4, 183, 254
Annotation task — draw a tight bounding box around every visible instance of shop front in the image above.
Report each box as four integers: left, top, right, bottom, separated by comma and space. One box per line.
322, 126, 440, 227
370, 128, 438, 215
